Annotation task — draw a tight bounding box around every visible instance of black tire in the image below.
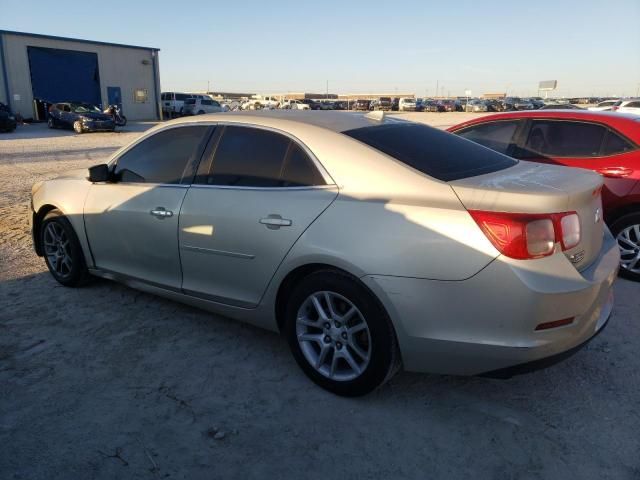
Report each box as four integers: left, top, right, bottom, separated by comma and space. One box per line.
119, 115, 127, 127
197, 110, 205, 115
73, 120, 83, 134
41, 210, 91, 287
609, 212, 640, 282
284, 270, 401, 396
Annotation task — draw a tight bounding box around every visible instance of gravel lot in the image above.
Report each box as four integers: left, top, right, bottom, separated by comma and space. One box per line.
1, 114, 639, 480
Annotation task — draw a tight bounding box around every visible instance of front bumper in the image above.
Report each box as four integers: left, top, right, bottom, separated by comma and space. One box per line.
82, 119, 115, 131
362, 229, 619, 376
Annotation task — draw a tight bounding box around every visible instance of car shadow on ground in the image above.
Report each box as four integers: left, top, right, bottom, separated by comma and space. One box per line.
1, 268, 638, 479
3, 121, 157, 141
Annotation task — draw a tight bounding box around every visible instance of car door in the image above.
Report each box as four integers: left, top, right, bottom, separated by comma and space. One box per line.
179, 124, 338, 307
513, 119, 638, 207
84, 125, 212, 289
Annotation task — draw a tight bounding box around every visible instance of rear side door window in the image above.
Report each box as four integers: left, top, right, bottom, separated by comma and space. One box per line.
601, 130, 636, 156
456, 120, 522, 154
114, 126, 211, 184
205, 126, 325, 187
519, 120, 607, 158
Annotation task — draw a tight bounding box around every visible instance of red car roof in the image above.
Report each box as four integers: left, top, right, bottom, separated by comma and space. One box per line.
447, 110, 640, 143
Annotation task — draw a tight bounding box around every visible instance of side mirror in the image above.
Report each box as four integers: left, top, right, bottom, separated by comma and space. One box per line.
88, 164, 111, 183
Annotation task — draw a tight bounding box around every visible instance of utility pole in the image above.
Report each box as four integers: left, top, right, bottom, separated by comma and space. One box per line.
207, 80, 210, 94
326, 80, 328, 99
436, 80, 439, 99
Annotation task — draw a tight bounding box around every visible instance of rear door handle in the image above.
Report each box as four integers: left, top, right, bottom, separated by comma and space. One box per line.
260, 214, 292, 229
150, 207, 173, 219
596, 167, 633, 178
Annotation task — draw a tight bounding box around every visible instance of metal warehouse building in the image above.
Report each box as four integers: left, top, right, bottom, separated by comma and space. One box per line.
0, 30, 161, 121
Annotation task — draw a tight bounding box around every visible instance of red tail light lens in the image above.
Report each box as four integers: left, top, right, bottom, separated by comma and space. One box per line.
469, 210, 580, 260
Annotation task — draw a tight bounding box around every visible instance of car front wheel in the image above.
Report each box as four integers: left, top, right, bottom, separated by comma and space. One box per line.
73, 120, 83, 134
41, 210, 90, 287
284, 270, 401, 396
611, 212, 640, 281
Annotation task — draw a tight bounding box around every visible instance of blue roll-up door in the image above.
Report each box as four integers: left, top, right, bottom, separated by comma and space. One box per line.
27, 46, 101, 106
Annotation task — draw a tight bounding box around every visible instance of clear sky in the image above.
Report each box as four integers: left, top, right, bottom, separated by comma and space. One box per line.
2, 0, 639, 97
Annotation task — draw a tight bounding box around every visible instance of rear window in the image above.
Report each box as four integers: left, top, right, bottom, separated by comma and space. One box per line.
343, 123, 517, 181
184, 99, 196, 105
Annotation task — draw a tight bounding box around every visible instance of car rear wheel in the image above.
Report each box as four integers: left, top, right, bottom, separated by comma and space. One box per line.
284, 270, 401, 396
41, 210, 91, 287
73, 121, 83, 134
610, 212, 640, 281
197, 110, 205, 115
47, 117, 55, 129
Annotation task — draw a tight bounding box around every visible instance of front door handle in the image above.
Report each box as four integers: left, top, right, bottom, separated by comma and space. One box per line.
150, 207, 173, 219
260, 214, 292, 229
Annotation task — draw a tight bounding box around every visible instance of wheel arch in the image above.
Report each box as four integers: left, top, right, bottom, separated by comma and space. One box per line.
606, 202, 640, 226
33, 204, 61, 256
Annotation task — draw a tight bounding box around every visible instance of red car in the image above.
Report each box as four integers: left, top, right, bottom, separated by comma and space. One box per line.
448, 110, 640, 281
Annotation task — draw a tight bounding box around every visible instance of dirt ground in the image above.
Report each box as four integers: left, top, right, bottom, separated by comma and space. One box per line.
1, 114, 639, 480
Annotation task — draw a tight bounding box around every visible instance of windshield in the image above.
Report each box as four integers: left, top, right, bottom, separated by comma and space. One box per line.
71, 103, 100, 113
343, 123, 517, 182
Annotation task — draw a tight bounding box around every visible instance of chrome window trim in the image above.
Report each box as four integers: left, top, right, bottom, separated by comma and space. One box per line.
189, 184, 338, 192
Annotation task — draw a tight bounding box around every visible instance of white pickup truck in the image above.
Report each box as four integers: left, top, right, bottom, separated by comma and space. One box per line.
241, 96, 280, 110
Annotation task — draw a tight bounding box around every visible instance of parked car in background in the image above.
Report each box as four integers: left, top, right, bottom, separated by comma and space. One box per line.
281, 99, 311, 110
161, 92, 192, 117
465, 99, 489, 112
0, 102, 17, 132
31, 111, 617, 396
449, 110, 640, 280
484, 99, 504, 112
391, 98, 400, 111
503, 97, 534, 111
374, 97, 392, 111
300, 99, 321, 110
318, 101, 335, 110
242, 96, 280, 110
588, 99, 621, 112
421, 100, 443, 112
439, 99, 457, 112
47, 102, 115, 133
353, 99, 371, 111
182, 98, 223, 115
527, 97, 545, 109
398, 97, 418, 111
614, 99, 640, 115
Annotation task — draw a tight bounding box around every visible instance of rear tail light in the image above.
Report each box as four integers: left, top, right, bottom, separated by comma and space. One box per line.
469, 210, 580, 260
535, 317, 574, 331
611, 106, 619, 111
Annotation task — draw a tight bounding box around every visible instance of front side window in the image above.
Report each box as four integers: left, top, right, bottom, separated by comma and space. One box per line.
456, 120, 521, 154
206, 126, 325, 187
344, 123, 517, 181
521, 120, 606, 157
115, 126, 210, 184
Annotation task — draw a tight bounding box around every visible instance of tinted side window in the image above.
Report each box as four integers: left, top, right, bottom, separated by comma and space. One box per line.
344, 123, 516, 182
208, 126, 290, 187
176, 94, 189, 101
626, 102, 640, 108
281, 143, 326, 187
457, 120, 521, 154
202, 100, 212, 105
522, 120, 606, 157
602, 130, 635, 156
115, 126, 209, 184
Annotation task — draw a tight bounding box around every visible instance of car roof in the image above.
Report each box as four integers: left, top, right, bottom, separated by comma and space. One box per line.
447, 110, 640, 141
166, 110, 398, 133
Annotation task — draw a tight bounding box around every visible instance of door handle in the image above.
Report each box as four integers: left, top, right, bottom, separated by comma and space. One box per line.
260, 214, 292, 229
596, 167, 633, 178
150, 207, 174, 219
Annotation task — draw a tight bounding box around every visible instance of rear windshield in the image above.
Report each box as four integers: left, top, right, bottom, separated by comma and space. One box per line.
343, 123, 517, 182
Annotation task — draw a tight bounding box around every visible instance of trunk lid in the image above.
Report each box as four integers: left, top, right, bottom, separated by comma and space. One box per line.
450, 161, 604, 271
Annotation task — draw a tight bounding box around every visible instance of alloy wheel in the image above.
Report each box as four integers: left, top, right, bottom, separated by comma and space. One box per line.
296, 291, 371, 382
43, 222, 73, 278
616, 224, 640, 274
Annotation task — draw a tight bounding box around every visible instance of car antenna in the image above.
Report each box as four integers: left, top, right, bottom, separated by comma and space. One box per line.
365, 110, 385, 122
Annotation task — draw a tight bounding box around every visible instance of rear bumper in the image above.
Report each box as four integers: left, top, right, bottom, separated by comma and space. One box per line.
362, 228, 620, 376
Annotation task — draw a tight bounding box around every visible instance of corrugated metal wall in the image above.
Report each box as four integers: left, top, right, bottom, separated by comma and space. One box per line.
0, 32, 160, 120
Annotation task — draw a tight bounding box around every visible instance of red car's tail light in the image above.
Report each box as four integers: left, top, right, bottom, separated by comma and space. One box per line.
469, 210, 580, 260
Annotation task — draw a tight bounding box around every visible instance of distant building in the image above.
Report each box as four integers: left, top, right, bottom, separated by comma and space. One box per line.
0, 30, 161, 121
482, 93, 506, 99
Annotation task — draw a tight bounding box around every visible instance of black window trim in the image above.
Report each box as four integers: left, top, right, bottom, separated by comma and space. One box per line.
192, 122, 336, 190
516, 118, 638, 159
453, 118, 527, 157
107, 124, 215, 186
